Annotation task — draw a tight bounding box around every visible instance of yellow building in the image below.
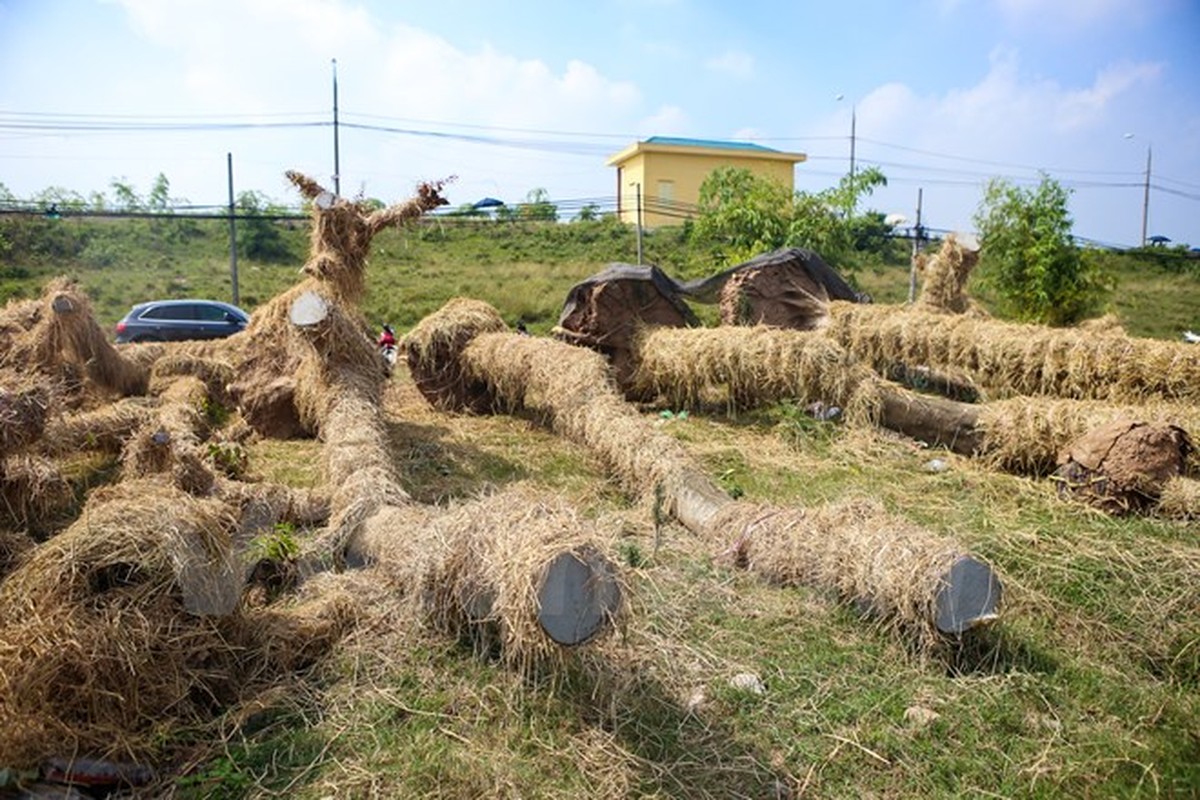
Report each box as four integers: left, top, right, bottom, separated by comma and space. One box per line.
606, 136, 806, 229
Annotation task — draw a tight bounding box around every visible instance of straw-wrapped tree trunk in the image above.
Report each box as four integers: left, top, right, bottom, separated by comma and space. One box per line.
405, 299, 1003, 640
824, 301, 1200, 404
0, 278, 152, 397
622, 324, 1200, 513
289, 290, 624, 653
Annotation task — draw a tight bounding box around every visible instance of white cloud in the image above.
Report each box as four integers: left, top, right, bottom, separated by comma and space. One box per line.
705, 50, 754, 80
102, 0, 657, 204
990, 0, 1171, 30
638, 105, 689, 136
800, 47, 1170, 243
1056, 61, 1162, 130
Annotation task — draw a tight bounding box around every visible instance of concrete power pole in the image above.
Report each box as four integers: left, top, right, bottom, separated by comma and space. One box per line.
226, 153, 240, 307
908, 188, 923, 304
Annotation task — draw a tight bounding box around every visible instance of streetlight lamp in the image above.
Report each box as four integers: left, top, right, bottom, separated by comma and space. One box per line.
836, 94, 857, 185
1123, 132, 1151, 247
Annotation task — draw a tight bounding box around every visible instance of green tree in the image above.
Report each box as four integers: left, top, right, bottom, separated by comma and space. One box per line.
519, 188, 558, 222
235, 190, 293, 262
110, 178, 142, 212
693, 166, 888, 266
694, 166, 793, 262
147, 173, 172, 212
973, 175, 1111, 325
574, 202, 600, 222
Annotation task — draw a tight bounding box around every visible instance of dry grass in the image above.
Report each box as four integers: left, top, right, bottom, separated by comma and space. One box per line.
1158, 476, 1200, 519
0, 454, 73, 532
0, 384, 48, 456
403, 297, 509, 413
0, 277, 150, 397
0, 480, 239, 765
40, 397, 157, 455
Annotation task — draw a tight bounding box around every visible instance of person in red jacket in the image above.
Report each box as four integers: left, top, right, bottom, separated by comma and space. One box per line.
377, 324, 396, 349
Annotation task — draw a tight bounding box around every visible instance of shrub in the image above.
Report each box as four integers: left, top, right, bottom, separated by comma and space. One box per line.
973, 175, 1112, 326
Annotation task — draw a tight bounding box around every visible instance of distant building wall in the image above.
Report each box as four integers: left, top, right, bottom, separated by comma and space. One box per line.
607, 137, 806, 229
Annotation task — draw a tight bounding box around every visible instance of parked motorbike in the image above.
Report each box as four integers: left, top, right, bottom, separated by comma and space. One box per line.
378, 324, 398, 369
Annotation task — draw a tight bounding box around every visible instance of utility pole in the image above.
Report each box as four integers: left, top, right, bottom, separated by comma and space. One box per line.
1140, 145, 1151, 247
908, 188, 923, 304
226, 153, 240, 307
635, 182, 644, 265
332, 58, 341, 197
850, 106, 857, 186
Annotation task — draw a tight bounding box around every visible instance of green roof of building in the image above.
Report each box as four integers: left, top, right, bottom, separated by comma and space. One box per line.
644, 136, 778, 152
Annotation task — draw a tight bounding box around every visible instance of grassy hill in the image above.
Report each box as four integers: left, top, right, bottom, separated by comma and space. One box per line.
2, 213, 1197, 338
1, 214, 1198, 797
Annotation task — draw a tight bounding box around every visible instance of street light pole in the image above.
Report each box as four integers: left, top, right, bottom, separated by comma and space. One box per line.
332, 58, 341, 197
836, 93, 857, 213
850, 105, 857, 186
1124, 133, 1151, 248
1140, 144, 1151, 248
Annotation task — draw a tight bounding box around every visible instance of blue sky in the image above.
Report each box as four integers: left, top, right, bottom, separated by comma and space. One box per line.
1, 0, 1198, 248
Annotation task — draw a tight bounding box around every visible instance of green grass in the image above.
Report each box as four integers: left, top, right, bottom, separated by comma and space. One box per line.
7, 214, 1195, 339
3, 215, 1199, 797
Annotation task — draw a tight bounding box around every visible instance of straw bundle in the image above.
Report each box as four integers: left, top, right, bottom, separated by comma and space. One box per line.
219, 174, 444, 437
407, 299, 1002, 639
0, 279, 150, 397
121, 375, 214, 493
0, 479, 358, 767
1157, 476, 1200, 520
149, 353, 235, 406
49, 282, 149, 396
975, 398, 1200, 476
0, 279, 70, 376
232, 571, 363, 675
0, 480, 242, 765
914, 233, 980, 315
0, 295, 43, 345
0, 384, 48, 455
826, 302, 1200, 404
41, 397, 157, 455
613, 325, 990, 454
0, 454, 73, 532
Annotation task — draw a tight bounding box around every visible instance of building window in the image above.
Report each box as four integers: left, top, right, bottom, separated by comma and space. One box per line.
656, 179, 675, 204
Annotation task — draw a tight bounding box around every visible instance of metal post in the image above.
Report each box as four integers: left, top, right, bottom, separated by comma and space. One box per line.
226, 153, 240, 306
332, 58, 341, 197
1140, 145, 1151, 247
908, 188, 923, 304
635, 182, 644, 265
850, 106, 857, 185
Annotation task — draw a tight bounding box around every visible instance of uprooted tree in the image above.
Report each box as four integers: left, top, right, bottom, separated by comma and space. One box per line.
0, 172, 626, 772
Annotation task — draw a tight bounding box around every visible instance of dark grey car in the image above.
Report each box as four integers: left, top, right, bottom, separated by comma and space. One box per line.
114, 299, 249, 343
